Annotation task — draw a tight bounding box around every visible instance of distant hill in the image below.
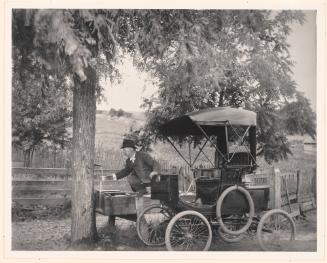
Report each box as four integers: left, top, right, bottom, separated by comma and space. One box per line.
95, 111, 215, 167
95, 111, 145, 150
95, 112, 316, 170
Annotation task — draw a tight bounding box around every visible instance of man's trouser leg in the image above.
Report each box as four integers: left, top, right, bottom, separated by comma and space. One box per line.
128, 175, 147, 194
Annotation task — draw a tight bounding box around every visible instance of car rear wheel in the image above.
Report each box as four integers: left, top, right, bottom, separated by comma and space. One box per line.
257, 209, 296, 251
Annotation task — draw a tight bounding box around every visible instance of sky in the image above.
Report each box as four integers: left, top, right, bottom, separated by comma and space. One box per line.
97, 10, 317, 112
287, 10, 316, 110
98, 57, 156, 112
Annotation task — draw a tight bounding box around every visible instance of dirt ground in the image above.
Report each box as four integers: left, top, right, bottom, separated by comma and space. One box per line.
11, 210, 317, 251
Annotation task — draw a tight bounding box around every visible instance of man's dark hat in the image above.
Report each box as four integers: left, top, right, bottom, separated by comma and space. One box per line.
121, 139, 136, 149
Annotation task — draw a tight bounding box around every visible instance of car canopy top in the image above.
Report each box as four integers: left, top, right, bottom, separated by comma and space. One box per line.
159, 107, 257, 136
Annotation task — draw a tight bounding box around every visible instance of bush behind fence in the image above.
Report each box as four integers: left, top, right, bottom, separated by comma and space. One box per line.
12, 146, 203, 171
12, 144, 316, 200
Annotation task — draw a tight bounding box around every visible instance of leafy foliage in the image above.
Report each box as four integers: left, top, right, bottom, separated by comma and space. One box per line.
12, 9, 316, 242
13, 9, 316, 164
14, 9, 226, 242
135, 10, 315, 163
12, 9, 126, 166
12, 70, 72, 148
12, 11, 73, 166
280, 92, 316, 139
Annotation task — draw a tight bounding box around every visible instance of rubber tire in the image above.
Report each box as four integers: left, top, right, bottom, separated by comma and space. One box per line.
216, 185, 255, 235
217, 227, 244, 243
257, 209, 296, 251
165, 210, 212, 251
137, 204, 172, 246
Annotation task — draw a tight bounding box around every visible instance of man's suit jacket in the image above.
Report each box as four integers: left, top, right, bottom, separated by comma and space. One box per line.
116, 151, 161, 184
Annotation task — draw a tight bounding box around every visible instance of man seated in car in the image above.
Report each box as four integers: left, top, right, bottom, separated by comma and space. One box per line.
103, 138, 161, 195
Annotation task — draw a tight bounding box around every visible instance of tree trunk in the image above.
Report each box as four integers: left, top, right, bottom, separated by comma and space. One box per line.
218, 88, 224, 107
71, 67, 97, 244
23, 149, 31, 167
30, 147, 34, 166
53, 147, 57, 168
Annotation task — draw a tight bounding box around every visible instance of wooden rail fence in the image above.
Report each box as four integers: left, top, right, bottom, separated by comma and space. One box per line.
12, 167, 317, 215
271, 168, 316, 216
12, 168, 119, 207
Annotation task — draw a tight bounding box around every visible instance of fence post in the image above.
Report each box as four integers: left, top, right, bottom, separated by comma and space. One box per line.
178, 167, 186, 192
296, 170, 302, 203
178, 167, 182, 192
270, 167, 281, 209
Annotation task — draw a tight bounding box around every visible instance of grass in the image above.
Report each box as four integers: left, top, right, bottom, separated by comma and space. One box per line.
17, 112, 317, 179
95, 112, 316, 171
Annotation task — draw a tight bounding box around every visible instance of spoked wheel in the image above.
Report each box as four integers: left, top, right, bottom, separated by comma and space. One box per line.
165, 210, 212, 251
246, 216, 260, 238
257, 209, 296, 251
216, 213, 251, 242
218, 216, 259, 242
137, 204, 173, 246
216, 185, 255, 235
217, 226, 244, 243
217, 215, 259, 242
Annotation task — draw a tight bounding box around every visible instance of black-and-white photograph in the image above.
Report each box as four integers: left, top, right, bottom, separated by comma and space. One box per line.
6, 4, 324, 259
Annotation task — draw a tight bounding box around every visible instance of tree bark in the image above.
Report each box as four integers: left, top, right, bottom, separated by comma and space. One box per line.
53, 147, 56, 168
71, 66, 97, 244
23, 149, 31, 167
31, 147, 34, 165
218, 88, 224, 107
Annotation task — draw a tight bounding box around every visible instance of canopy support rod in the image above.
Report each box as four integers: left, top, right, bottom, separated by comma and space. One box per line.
191, 139, 209, 167
193, 122, 228, 163
245, 150, 257, 166
240, 126, 251, 146
230, 122, 251, 145
228, 120, 242, 138
227, 121, 257, 166
166, 136, 192, 167
199, 146, 215, 167
228, 125, 250, 161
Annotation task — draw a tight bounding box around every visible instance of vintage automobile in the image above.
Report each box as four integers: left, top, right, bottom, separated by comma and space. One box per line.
136, 107, 296, 251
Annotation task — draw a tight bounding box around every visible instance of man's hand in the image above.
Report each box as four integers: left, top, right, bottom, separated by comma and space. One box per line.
100, 174, 117, 181
149, 171, 158, 179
